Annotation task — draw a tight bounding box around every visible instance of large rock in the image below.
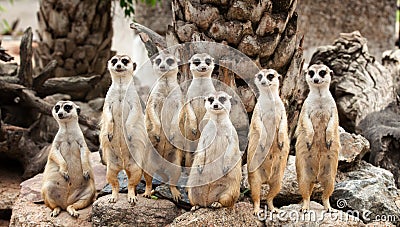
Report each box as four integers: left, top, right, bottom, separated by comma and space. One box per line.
92, 195, 182, 226
358, 101, 400, 188
382, 49, 400, 93
168, 202, 263, 227
10, 152, 106, 226
332, 160, 400, 225
169, 201, 362, 226
309, 31, 395, 132
338, 127, 370, 169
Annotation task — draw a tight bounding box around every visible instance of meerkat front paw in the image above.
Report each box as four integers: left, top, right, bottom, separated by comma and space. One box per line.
210, 202, 222, 209
191, 128, 197, 136
326, 139, 332, 150
108, 133, 113, 142
223, 165, 230, 174
59, 167, 69, 181
149, 129, 161, 144
278, 142, 284, 150
83, 170, 90, 180
197, 165, 204, 174
67, 206, 79, 218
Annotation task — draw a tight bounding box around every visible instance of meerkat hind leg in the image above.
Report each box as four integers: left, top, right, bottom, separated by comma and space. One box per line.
249, 173, 262, 215
126, 166, 142, 204
142, 172, 153, 198
66, 190, 95, 218
299, 180, 314, 212
169, 149, 183, 202
266, 178, 282, 213
50, 207, 61, 217
106, 165, 120, 203
321, 174, 335, 212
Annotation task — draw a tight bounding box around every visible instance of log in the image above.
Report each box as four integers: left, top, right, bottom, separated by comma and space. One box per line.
18, 27, 33, 88
0, 41, 14, 62
130, 22, 167, 59
32, 59, 57, 90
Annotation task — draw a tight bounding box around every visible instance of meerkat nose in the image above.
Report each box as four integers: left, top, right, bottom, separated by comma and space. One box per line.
160, 65, 166, 70
261, 81, 267, 86
313, 78, 319, 83
116, 64, 122, 69
58, 113, 63, 118
201, 67, 207, 71
213, 104, 218, 109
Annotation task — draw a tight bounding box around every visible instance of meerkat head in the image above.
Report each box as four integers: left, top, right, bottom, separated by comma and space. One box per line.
153, 52, 180, 76
189, 53, 215, 77
108, 54, 137, 76
254, 68, 280, 90
205, 91, 232, 116
305, 64, 332, 88
52, 101, 80, 123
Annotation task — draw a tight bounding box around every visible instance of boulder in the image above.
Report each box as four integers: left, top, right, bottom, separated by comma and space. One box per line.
92, 195, 182, 226
332, 160, 400, 225
338, 127, 370, 169
168, 202, 263, 227
10, 152, 106, 226
309, 31, 395, 132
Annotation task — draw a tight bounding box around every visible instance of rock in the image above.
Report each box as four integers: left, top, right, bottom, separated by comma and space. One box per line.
382, 49, 400, 93
0, 158, 23, 211
310, 31, 395, 132
338, 127, 370, 169
262, 202, 363, 226
168, 202, 263, 226
10, 152, 106, 226
0, 62, 18, 76
358, 101, 400, 188
332, 160, 400, 225
92, 195, 182, 226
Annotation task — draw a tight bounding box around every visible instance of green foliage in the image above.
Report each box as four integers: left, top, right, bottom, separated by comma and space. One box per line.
119, 0, 160, 18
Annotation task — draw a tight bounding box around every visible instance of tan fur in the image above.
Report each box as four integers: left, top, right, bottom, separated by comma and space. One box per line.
187, 91, 241, 209
100, 55, 149, 204
180, 53, 216, 168
145, 52, 184, 201
247, 69, 290, 215
295, 64, 340, 212
42, 101, 95, 218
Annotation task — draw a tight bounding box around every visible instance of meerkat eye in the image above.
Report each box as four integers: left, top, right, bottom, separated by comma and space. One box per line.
111, 58, 118, 65
257, 74, 263, 80
267, 74, 274, 81
166, 58, 175, 66
64, 105, 72, 113
308, 70, 315, 78
54, 105, 60, 112
319, 70, 326, 78
155, 58, 162, 65
207, 97, 214, 103
121, 58, 130, 66
218, 96, 226, 103
205, 58, 212, 66
193, 59, 201, 66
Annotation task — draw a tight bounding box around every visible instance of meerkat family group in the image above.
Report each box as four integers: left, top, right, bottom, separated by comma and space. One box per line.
41, 50, 340, 217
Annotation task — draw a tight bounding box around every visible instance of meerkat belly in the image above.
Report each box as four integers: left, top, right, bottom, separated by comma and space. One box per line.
60, 141, 84, 185
310, 109, 330, 148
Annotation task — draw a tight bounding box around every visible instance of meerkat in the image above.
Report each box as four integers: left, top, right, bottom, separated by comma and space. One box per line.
100, 54, 150, 204
187, 91, 241, 210
181, 53, 216, 167
145, 51, 184, 201
295, 64, 340, 212
42, 101, 95, 218
247, 69, 290, 215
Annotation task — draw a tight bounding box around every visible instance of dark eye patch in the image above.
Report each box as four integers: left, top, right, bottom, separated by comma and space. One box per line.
166, 58, 175, 66
308, 70, 315, 78
205, 58, 212, 66
64, 104, 72, 113
319, 70, 326, 78
218, 96, 226, 103
207, 97, 214, 103
111, 58, 118, 65
192, 59, 201, 66
267, 73, 274, 81
257, 74, 263, 80
121, 58, 129, 66
54, 105, 60, 113
155, 58, 161, 65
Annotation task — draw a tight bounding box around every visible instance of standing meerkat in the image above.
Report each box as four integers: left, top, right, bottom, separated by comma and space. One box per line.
295, 64, 340, 212
145, 52, 184, 201
100, 54, 150, 204
247, 69, 290, 215
187, 91, 241, 210
42, 101, 95, 217
181, 53, 216, 167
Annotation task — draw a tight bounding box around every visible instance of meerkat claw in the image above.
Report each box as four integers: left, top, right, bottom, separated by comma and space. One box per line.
83, 171, 90, 180
306, 142, 312, 150
326, 140, 332, 150
197, 165, 204, 174
108, 133, 113, 142
278, 142, 284, 150
155, 135, 160, 142
191, 128, 197, 136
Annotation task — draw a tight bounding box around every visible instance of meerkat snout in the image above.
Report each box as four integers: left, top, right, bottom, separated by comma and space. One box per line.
52, 101, 80, 121
153, 52, 179, 75
189, 53, 215, 75
205, 91, 232, 114
108, 55, 136, 74
255, 69, 280, 88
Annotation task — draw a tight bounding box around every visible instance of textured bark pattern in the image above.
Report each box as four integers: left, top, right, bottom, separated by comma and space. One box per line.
134, 0, 173, 35
36, 0, 113, 80
382, 49, 400, 94
167, 0, 304, 139
358, 101, 400, 188
310, 31, 396, 132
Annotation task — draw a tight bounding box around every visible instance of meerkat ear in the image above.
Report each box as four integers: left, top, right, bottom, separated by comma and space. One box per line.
132, 62, 137, 71
76, 107, 81, 116
227, 94, 232, 100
